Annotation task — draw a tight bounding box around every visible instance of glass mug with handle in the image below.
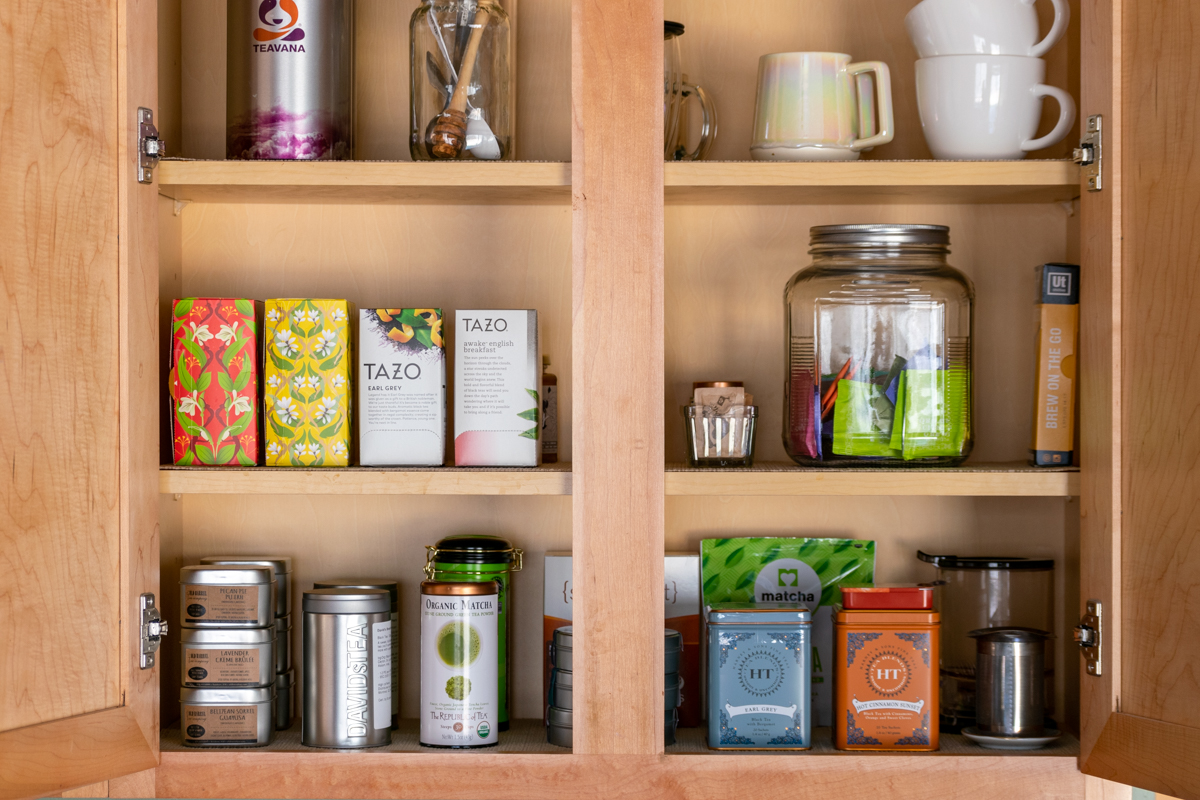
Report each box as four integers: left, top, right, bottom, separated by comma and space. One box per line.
750, 52, 894, 161
664, 21, 717, 161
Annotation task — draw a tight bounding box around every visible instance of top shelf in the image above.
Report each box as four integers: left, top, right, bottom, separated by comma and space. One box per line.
157, 159, 1079, 205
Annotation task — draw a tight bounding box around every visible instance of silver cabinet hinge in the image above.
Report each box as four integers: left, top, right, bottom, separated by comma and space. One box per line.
1072, 115, 1102, 192
1074, 599, 1102, 676
138, 107, 163, 185
140, 592, 168, 669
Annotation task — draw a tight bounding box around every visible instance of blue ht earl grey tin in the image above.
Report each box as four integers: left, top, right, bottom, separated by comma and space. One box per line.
706, 603, 812, 750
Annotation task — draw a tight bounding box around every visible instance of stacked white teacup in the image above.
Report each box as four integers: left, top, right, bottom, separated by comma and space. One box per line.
906, 0, 1076, 159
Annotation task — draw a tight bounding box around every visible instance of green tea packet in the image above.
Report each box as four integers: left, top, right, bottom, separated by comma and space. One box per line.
901, 366, 969, 459
701, 537, 875, 727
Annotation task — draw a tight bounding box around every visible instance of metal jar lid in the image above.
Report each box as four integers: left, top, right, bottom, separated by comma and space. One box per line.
918, 550, 1054, 570
180, 565, 275, 586
551, 668, 574, 689
181, 686, 275, 705
302, 588, 391, 615
707, 603, 812, 625
200, 556, 292, 576
692, 381, 742, 389
313, 579, 399, 611
548, 706, 573, 727
420, 580, 499, 596
276, 668, 295, 690
179, 627, 275, 646
809, 224, 950, 252
553, 626, 573, 649
424, 535, 524, 576
665, 673, 684, 692
665, 629, 683, 653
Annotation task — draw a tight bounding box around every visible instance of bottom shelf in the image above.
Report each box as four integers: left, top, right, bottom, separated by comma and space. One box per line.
156, 721, 1083, 799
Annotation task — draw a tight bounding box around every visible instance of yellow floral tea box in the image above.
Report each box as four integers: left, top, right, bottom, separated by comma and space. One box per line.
263, 299, 354, 466
358, 309, 446, 466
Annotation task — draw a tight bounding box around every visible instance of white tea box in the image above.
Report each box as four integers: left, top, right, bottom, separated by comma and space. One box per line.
358, 309, 446, 466
454, 310, 540, 466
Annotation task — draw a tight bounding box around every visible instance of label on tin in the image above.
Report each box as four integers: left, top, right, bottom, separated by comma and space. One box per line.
836, 628, 937, 749
184, 647, 261, 684
182, 704, 259, 743
420, 592, 499, 747
184, 585, 260, 624
709, 628, 811, 749
390, 612, 399, 716
373, 621, 392, 729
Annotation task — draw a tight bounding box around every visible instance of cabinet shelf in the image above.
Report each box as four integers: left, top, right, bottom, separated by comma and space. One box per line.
665, 160, 1080, 204
157, 159, 571, 204
159, 462, 1076, 496
156, 724, 1082, 799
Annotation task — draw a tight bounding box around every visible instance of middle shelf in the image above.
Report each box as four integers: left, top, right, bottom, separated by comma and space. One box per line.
159, 462, 1078, 497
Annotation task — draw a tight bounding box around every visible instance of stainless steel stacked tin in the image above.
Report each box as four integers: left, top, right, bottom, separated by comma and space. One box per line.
178, 564, 279, 747
200, 556, 295, 731
546, 627, 683, 747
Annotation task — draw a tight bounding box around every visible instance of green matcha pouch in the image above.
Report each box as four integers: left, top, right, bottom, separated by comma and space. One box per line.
901, 367, 969, 459
701, 537, 875, 727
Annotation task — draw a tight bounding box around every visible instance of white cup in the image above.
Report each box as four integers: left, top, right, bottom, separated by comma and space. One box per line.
915, 55, 1075, 159
905, 0, 1070, 58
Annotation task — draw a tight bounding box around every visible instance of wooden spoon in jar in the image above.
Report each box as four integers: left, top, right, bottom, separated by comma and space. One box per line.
426, 7, 491, 160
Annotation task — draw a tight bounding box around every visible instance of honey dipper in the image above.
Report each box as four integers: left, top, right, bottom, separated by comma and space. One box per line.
426, 7, 491, 160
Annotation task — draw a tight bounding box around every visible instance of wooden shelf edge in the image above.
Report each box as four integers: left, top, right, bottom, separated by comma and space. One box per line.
158, 464, 572, 496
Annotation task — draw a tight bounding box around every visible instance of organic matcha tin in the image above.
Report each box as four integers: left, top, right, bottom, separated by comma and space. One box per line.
706, 603, 812, 750
425, 535, 522, 729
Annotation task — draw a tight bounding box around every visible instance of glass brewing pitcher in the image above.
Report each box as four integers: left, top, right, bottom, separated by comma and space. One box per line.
664, 21, 716, 161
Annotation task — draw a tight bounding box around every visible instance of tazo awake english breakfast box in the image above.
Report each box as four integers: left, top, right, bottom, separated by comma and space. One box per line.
358, 309, 446, 465
454, 310, 540, 466
544, 552, 703, 727
263, 299, 354, 467
700, 537, 875, 727
170, 298, 262, 466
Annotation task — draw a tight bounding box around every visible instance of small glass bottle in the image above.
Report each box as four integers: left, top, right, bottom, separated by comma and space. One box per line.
541, 356, 558, 463
410, 0, 513, 161
784, 224, 974, 467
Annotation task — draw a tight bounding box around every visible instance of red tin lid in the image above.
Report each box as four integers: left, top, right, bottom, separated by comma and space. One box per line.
840, 585, 935, 610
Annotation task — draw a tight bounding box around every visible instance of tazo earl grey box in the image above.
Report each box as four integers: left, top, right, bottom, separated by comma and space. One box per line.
358, 309, 446, 466
454, 310, 540, 466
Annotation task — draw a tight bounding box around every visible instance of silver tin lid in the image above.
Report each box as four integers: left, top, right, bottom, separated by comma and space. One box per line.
313, 579, 399, 610
551, 668, 574, 688
179, 627, 275, 645
303, 587, 390, 615
276, 669, 295, 690
664, 673, 684, 691
180, 565, 275, 586
180, 686, 275, 705
275, 613, 293, 632
706, 602, 812, 625
809, 224, 950, 251
547, 707, 573, 727
665, 629, 683, 653
200, 555, 293, 576
553, 626, 573, 650
969, 626, 1053, 643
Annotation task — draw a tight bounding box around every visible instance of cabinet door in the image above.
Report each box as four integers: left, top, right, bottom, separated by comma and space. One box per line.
0, 0, 161, 797
1080, 0, 1200, 797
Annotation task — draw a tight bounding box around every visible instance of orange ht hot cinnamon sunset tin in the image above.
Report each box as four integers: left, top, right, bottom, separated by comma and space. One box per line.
835, 586, 939, 751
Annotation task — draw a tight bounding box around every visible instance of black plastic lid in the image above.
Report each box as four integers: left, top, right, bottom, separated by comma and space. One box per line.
664, 20, 684, 38
969, 626, 1054, 642
431, 534, 518, 564
918, 550, 1054, 570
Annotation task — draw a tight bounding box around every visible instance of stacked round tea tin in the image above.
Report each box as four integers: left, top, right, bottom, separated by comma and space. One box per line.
178, 559, 287, 747
547, 627, 683, 747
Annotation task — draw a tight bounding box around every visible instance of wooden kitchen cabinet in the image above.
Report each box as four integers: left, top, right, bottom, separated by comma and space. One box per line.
1, 0, 1197, 798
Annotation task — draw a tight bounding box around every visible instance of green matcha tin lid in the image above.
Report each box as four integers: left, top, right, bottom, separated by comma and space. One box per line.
424, 535, 524, 575
706, 602, 812, 625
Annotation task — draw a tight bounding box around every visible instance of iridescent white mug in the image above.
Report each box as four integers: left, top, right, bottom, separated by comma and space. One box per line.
750, 52, 894, 161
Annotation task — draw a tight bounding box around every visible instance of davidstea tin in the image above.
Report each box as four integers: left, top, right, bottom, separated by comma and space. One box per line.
420, 581, 499, 748
180, 686, 275, 747
302, 588, 392, 749
312, 578, 399, 729
180, 627, 276, 688
226, 0, 354, 160
706, 603, 812, 750
425, 535, 522, 730
180, 565, 276, 628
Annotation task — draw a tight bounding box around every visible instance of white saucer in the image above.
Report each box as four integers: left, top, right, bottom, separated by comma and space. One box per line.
962, 727, 1062, 750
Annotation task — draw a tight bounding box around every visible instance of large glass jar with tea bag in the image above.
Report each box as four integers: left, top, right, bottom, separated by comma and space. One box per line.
410, 0, 513, 161
784, 224, 973, 467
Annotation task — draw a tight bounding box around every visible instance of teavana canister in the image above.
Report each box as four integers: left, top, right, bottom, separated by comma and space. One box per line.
313, 578, 399, 728
226, 0, 354, 160
425, 535, 522, 730
179, 565, 276, 628
420, 581, 499, 748
706, 603, 811, 750
180, 686, 275, 747
200, 556, 293, 618
302, 588, 392, 749
180, 627, 276, 688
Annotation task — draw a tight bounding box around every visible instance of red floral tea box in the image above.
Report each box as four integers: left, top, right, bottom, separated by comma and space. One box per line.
263, 299, 354, 467
169, 298, 262, 466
